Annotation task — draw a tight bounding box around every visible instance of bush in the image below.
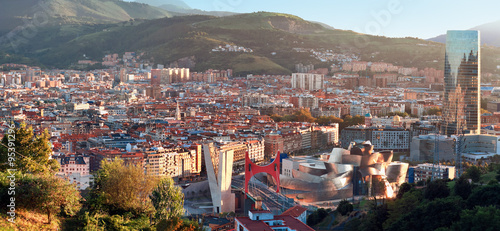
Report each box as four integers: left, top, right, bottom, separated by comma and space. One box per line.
337, 199, 354, 216
307, 208, 329, 226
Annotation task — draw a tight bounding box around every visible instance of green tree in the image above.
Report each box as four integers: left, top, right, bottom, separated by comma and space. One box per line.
34, 174, 82, 224
307, 208, 328, 226
316, 116, 343, 126
359, 203, 388, 231
150, 177, 185, 224
425, 107, 442, 116
453, 176, 472, 199
0, 172, 81, 224
387, 196, 464, 231
384, 190, 422, 229
89, 158, 158, 215
451, 206, 500, 231
340, 115, 365, 131
270, 114, 283, 122
464, 166, 481, 183
336, 199, 353, 216
0, 123, 59, 174
467, 184, 500, 209
424, 179, 450, 200
396, 182, 412, 199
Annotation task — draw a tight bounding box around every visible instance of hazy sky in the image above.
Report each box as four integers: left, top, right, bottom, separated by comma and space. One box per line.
154, 0, 500, 39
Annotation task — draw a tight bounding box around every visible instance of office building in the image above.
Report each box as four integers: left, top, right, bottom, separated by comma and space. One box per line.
442, 30, 480, 135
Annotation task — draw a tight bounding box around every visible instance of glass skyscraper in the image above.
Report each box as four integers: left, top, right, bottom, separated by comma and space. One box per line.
442, 30, 480, 135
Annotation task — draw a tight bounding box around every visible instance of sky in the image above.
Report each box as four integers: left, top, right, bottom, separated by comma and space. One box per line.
147, 0, 500, 39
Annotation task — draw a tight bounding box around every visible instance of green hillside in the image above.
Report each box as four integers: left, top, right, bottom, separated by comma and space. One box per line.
0, 0, 172, 35
3, 11, 500, 75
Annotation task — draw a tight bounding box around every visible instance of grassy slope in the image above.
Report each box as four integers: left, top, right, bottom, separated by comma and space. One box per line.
0, 209, 61, 231
0, 0, 171, 35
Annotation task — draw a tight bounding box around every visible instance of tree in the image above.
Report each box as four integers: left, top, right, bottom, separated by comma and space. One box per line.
384, 190, 422, 229
467, 184, 500, 209
396, 182, 412, 199
156, 216, 202, 231
0, 123, 59, 174
453, 176, 472, 199
451, 206, 500, 231
359, 203, 388, 231
150, 177, 185, 224
337, 199, 353, 216
33, 174, 81, 224
340, 115, 365, 131
464, 166, 481, 183
424, 179, 450, 200
293, 108, 315, 123
307, 208, 328, 226
387, 197, 463, 231
425, 107, 442, 116
90, 158, 158, 215
270, 114, 283, 122
316, 116, 343, 126
1, 173, 81, 224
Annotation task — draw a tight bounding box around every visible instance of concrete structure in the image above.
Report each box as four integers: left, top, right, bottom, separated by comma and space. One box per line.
281, 132, 302, 154
442, 30, 481, 135
204, 142, 235, 213
264, 133, 283, 159
290, 94, 319, 109
410, 134, 455, 161
413, 163, 455, 182
291, 73, 324, 91
299, 127, 312, 150
243, 93, 270, 107
216, 141, 247, 167
151, 68, 190, 84
458, 134, 500, 163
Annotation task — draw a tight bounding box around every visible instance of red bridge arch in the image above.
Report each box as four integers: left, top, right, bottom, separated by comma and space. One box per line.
245, 152, 280, 196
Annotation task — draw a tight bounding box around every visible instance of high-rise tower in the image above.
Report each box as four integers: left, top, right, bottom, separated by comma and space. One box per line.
442, 30, 480, 135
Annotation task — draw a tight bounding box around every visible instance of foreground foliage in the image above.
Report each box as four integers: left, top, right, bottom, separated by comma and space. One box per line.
346, 166, 500, 231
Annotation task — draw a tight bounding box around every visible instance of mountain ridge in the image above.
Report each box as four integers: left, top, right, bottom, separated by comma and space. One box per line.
0, 0, 173, 36
2, 11, 500, 76
428, 19, 500, 47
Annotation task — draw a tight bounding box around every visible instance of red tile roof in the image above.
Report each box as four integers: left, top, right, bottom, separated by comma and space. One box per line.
281, 205, 308, 218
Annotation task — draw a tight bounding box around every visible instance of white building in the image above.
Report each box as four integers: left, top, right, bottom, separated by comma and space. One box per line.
246, 140, 265, 163
413, 163, 455, 182
291, 73, 324, 91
